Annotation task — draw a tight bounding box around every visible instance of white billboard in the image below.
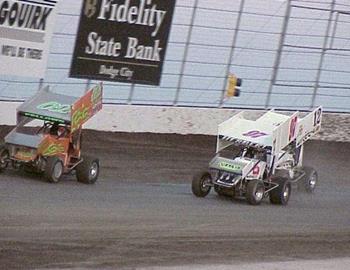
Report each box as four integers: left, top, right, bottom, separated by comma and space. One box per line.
0, 0, 60, 78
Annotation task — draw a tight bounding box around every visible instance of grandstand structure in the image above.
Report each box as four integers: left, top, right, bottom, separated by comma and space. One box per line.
0, 0, 349, 112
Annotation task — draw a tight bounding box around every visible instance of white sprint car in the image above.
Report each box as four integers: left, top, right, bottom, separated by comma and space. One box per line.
192, 107, 322, 205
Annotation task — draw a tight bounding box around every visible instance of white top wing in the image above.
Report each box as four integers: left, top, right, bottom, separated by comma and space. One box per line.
217, 107, 322, 153
218, 117, 274, 147
217, 110, 299, 153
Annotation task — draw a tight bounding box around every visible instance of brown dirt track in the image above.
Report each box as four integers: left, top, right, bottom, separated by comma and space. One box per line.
0, 127, 350, 269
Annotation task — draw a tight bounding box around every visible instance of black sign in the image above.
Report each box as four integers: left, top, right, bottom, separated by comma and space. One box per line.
70, 0, 176, 85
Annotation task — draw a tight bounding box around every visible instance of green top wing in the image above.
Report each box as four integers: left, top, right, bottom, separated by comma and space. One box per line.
17, 86, 77, 125
16, 84, 103, 128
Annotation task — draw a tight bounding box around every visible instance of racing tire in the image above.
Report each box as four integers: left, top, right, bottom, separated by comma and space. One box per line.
299, 166, 317, 193
269, 177, 291, 205
0, 146, 9, 173
246, 180, 265, 205
45, 157, 64, 183
76, 156, 99, 184
192, 171, 212, 197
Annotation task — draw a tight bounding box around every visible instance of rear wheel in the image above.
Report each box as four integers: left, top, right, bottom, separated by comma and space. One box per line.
300, 166, 317, 193
246, 180, 265, 205
192, 171, 212, 197
45, 157, 63, 183
0, 147, 9, 173
270, 177, 291, 205
76, 156, 99, 184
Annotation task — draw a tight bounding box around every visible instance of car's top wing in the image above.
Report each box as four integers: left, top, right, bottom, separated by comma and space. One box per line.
16, 83, 103, 130
16, 86, 77, 125
217, 110, 299, 153
217, 108, 322, 154
217, 117, 274, 152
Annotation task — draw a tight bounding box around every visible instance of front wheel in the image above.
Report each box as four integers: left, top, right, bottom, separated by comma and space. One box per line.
246, 180, 265, 205
300, 166, 317, 193
45, 157, 64, 183
76, 156, 100, 184
192, 171, 212, 197
269, 177, 291, 205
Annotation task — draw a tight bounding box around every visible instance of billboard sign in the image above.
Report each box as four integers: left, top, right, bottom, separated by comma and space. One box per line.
0, 0, 60, 77
70, 0, 176, 86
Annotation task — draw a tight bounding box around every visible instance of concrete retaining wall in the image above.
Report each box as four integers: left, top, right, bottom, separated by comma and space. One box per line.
0, 102, 349, 141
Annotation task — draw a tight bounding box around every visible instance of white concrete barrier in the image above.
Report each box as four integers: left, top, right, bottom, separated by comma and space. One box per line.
137, 258, 350, 270
1, 102, 349, 141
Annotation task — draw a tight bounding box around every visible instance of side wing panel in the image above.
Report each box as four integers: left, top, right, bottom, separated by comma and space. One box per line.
71, 83, 103, 133
272, 111, 299, 155
296, 106, 322, 147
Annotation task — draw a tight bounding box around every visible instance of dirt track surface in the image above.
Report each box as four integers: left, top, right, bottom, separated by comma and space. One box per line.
0, 128, 350, 269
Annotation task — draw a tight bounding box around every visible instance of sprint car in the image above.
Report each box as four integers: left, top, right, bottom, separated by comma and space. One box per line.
192, 107, 322, 205
0, 83, 103, 184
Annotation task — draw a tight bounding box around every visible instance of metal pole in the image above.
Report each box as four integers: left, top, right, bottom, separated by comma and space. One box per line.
173, 0, 199, 106
128, 83, 135, 104
38, 78, 44, 91
329, 11, 339, 49
310, 0, 336, 109
85, 79, 91, 93
265, 0, 291, 109
219, 0, 245, 108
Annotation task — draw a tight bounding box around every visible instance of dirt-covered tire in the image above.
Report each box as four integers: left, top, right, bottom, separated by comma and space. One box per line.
76, 156, 99, 184
44, 157, 63, 183
269, 177, 291, 205
0, 146, 9, 173
299, 166, 318, 193
192, 171, 212, 197
246, 180, 265, 205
